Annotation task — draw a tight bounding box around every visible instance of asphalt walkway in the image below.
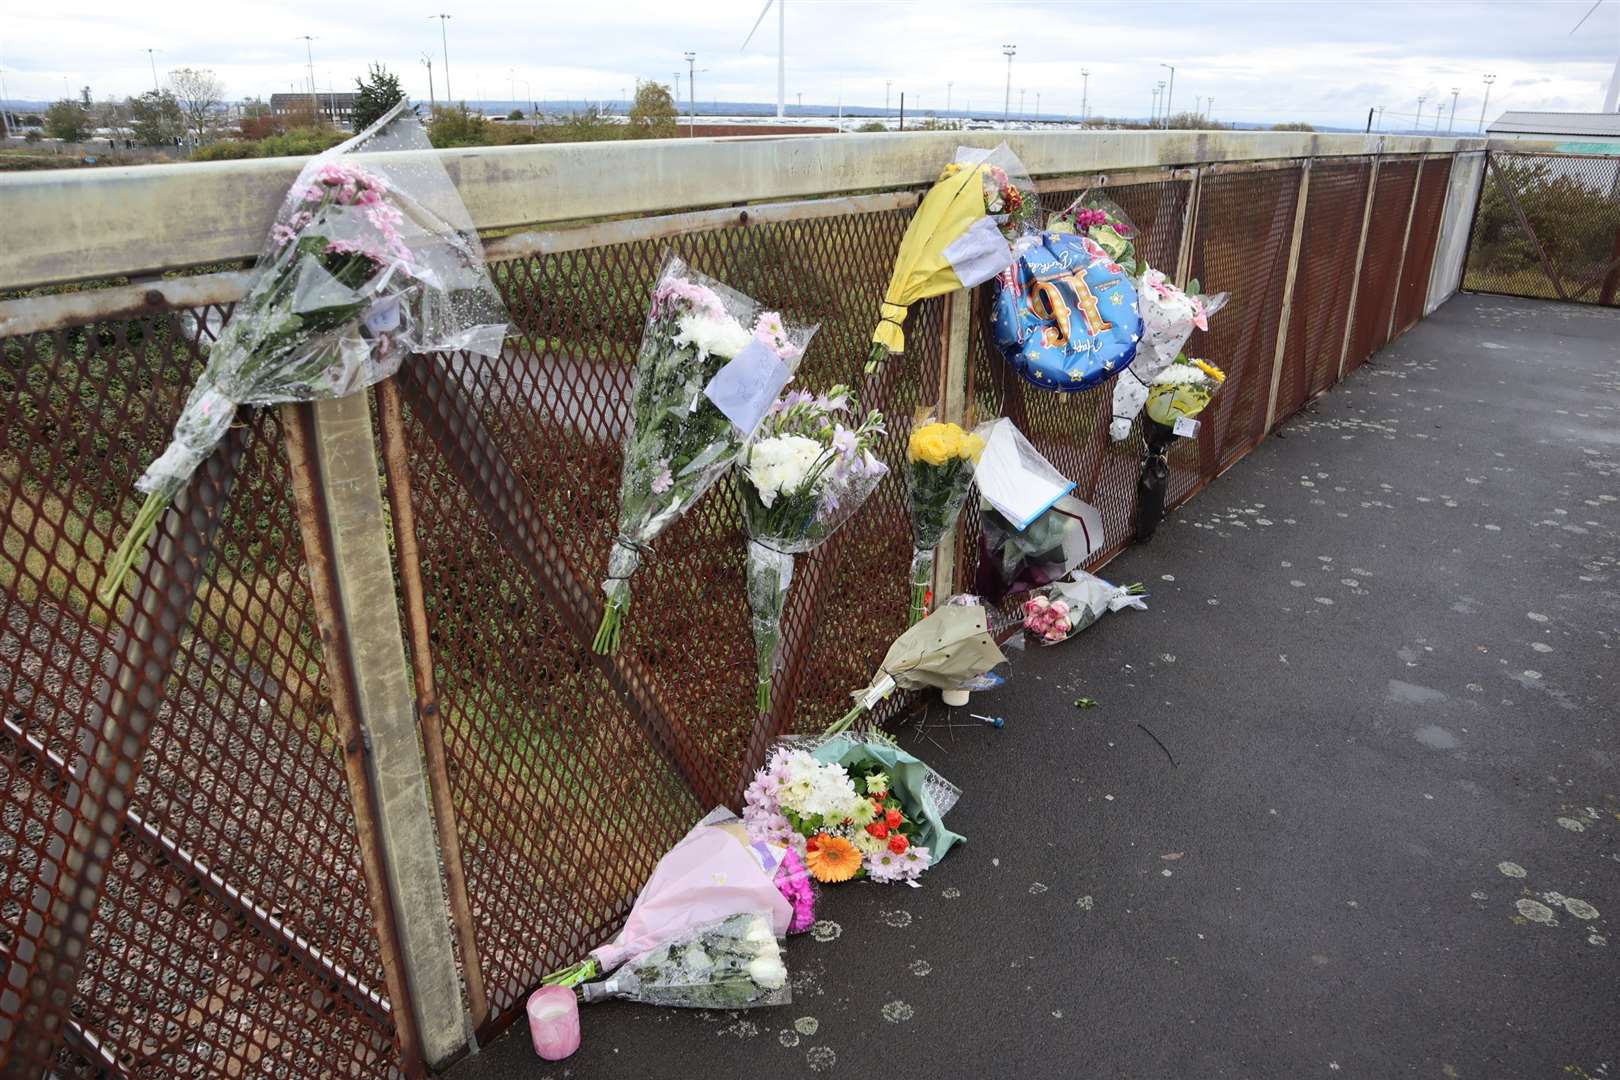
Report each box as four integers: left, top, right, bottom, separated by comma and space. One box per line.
453, 294, 1620, 1080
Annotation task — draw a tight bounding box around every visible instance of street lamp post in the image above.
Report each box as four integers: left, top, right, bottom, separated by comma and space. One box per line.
429, 14, 452, 103
886, 79, 892, 114
684, 51, 696, 135
1416, 95, 1426, 132
1081, 68, 1089, 122
1002, 44, 1016, 122
421, 54, 435, 112
145, 48, 161, 95
1206, 96, 1214, 121
1478, 74, 1495, 134
1160, 62, 1175, 128
1447, 86, 1459, 133
947, 80, 953, 114
297, 35, 318, 113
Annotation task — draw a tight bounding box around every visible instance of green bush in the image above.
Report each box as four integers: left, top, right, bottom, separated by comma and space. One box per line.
189, 127, 345, 161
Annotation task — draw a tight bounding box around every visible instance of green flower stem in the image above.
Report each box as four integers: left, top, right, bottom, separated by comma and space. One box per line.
592, 602, 623, 655
863, 341, 889, 375
540, 958, 598, 988
97, 489, 170, 604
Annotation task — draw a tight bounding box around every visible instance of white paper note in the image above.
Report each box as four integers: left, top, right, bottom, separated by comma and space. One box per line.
1173, 416, 1201, 438
704, 342, 791, 434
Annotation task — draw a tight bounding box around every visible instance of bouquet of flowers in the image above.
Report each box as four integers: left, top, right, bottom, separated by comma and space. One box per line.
741, 387, 887, 714
100, 102, 508, 601
1110, 269, 1228, 441
1022, 572, 1147, 645
1145, 358, 1227, 427
742, 745, 938, 884
866, 143, 1037, 373
578, 913, 790, 1009
826, 599, 1007, 733
594, 256, 815, 654
1049, 191, 1140, 275
973, 493, 1105, 604
905, 413, 984, 625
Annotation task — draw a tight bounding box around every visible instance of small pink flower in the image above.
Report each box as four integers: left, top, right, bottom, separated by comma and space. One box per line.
1049, 600, 1069, 617
650, 460, 674, 494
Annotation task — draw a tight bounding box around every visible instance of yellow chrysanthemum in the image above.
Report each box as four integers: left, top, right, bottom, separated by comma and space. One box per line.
805, 835, 862, 883
1192, 359, 1226, 384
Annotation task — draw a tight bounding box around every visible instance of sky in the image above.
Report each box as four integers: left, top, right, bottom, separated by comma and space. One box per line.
1, 0, 1617, 130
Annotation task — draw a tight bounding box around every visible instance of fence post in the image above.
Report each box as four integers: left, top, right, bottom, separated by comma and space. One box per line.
1175, 166, 1204, 288
931, 286, 975, 607
284, 394, 471, 1072
1385, 157, 1426, 343
1337, 151, 1383, 381
1264, 159, 1314, 432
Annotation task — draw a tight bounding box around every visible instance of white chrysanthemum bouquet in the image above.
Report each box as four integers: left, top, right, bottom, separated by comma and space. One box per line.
740, 386, 886, 713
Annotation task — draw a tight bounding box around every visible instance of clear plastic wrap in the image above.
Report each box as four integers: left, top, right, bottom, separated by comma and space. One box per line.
594, 256, 816, 653
102, 101, 509, 600
905, 409, 984, 625
1110, 269, 1229, 441
970, 418, 1076, 531
973, 493, 1105, 603
742, 387, 887, 713
1022, 571, 1147, 645
1048, 189, 1141, 275
943, 143, 1042, 244
827, 600, 1007, 733
579, 913, 790, 1010
1146, 359, 1227, 426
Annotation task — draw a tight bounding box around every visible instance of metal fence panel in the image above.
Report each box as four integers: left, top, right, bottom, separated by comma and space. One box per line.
1276, 159, 1374, 423
1462, 151, 1620, 306
1, 313, 403, 1076
1394, 158, 1453, 335
1347, 160, 1421, 369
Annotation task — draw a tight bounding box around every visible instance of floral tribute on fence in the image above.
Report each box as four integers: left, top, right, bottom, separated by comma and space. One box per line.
594, 256, 815, 654
741, 387, 887, 714
905, 412, 984, 626
100, 101, 508, 601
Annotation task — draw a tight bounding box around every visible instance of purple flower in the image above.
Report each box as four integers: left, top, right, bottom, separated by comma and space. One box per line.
650, 460, 674, 494
774, 849, 818, 934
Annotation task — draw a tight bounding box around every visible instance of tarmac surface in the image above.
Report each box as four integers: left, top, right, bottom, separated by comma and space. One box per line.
450, 294, 1620, 1080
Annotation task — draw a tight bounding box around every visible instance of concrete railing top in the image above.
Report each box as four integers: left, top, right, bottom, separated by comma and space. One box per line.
0, 128, 1485, 292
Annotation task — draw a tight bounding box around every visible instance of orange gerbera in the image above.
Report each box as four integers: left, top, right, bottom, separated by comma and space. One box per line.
804, 835, 861, 883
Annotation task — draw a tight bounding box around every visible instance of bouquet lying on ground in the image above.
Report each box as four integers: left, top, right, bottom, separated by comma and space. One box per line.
827, 598, 1007, 732
742, 743, 946, 884
974, 493, 1106, 604
866, 143, 1038, 373
100, 102, 508, 601
1146, 358, 1227, 427
541, 808, 791, 989
741, 387, 887, 714
594, 257, 814, 653
1022, 572, 1147, 645
905, 413, 984, 625
1111, 269, 1228, 441
578, 913, 790, 1010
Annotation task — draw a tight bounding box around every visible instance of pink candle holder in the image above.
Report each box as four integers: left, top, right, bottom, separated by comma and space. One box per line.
526, 985, 581, 1061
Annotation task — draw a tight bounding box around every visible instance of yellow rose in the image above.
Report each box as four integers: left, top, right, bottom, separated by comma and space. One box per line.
908, 422, 973, 466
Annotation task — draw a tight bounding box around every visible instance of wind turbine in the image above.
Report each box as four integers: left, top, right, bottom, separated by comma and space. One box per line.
1569, 0, 1620, 112
743, 0, 787, 119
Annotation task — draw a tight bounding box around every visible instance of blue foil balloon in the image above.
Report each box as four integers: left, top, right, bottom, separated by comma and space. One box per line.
991, 233, 1143, 392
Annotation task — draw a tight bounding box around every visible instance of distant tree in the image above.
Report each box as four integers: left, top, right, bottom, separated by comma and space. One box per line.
127, 90, 185, 145
1164, 110, 1223, 130
24, 130, 42, 143
560, 104, 620, 141
627, 82, 677, 139
428, 103, 490, 148
1270, 121, 1316, 132
507, 108, 524, 121
44, 100, 91, 142
238, 113, 285, 140
856, 120, 887, 132
168, 67, 225, 143
353, 63, 405, 130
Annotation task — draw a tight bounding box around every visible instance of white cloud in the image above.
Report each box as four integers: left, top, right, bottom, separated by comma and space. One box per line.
1, 0, 1615, 129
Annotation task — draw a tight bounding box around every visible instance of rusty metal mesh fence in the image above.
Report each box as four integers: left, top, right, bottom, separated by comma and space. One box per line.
1462, 151, 1620, 307
1275, 159, 1374, 424
0, 146, 1467, 1074
1394, 158, 1453, 335
1, 313, 401, 1076
1347, 159, 1421, 370
389, 206, 942, 1037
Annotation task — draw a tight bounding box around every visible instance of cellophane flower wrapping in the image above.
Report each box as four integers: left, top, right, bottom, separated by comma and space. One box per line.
742, 742, 942, 885
594, 256, 815, 653
741, 387, 887, 713
1145, 359, 1227, 426
905, 414, 984, 625
973, 493, 1105, 603
941, 143, 1043, 243
579, 913, 790, 1010
103, 101, 508, 599
1110, 269, 1229, 441
1048, 190, 1141, 275
1022, 571, 1147, 645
